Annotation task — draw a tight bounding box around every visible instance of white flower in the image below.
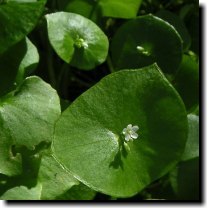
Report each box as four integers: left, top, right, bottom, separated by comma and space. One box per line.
122, 124, 139, 142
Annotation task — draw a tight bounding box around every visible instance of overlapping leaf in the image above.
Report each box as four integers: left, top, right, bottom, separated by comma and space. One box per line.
0, 0, 46, 55
0, 76, 60, 176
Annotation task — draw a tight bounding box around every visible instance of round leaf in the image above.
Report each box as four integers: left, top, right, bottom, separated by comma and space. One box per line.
53, 64, 187, 197
156, 10, 191, 51
0, 76, 61, 176
110, 14, 183, 74
0, 0, 46, 55
46, 12, 109, 70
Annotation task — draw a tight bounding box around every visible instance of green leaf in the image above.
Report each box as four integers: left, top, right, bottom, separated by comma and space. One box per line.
60, 0, 142, 20
62, 0, 96, 19
174, 54, 199, 111
0, 184, 42, 200
156, 10, 191, 51
15, 38, 39, 85
38, 154, 79, 200
0, 0, 46, 55
99, 0, 142, 19
46, 12, 109, 70
56, 183, 96, 200
52, 64, 188, 197
181, 114, 199, 161
0, 76, 61, 176
111, 14, 183, 74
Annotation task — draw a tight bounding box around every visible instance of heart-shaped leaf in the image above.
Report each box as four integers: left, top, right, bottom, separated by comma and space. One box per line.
46, 12, 109, 70
52, 64, 188, 197
0, 0, 46, 55
0, 76, 60, 176
110, 14, 183, 74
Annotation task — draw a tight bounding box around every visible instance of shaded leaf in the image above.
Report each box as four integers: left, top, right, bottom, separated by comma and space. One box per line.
0, 0, 46, 55
111, 14, 183, 74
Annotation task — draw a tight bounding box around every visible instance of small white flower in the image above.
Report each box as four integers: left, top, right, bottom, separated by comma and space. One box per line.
122, 124, 139, 142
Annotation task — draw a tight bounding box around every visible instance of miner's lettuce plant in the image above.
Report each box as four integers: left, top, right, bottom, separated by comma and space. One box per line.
0, 0, 199, 200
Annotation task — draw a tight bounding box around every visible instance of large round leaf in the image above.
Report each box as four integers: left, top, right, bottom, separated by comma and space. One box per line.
0, 76, 60, 176
156, 10, 191, 51
46, 12, 109, 70
0, 0, 46, 55
53, 64, 187, 197
110, 14, 183, 74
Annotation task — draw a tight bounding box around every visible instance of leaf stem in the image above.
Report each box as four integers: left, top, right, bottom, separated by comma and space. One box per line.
47, 45, 56, 88
107, 56, 115, 73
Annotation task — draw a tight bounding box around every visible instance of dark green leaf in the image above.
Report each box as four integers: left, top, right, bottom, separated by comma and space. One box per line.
111, 14, 183, 74
174, 54, 199, 111
0, 39, 27, 97
156, 10, 191, 51
0, 0, 46, 55
56, 183, 96, 200
52, 64, 187, 197
170, 157, 199, 200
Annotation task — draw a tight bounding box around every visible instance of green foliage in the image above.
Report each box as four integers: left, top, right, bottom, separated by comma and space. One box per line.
0, 0, 199, 200
53, 64, 188, 197
110, 14, 183, 74
46, 12, 109, 70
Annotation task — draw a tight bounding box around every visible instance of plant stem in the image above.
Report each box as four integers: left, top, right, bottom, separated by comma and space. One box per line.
107, 55, 115, 73
47, 46, 56, 88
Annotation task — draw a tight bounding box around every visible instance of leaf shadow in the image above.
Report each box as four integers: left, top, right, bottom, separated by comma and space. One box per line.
109, 142, 128, 170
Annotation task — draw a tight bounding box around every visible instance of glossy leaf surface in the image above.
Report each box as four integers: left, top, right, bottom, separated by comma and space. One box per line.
53, 64, 187, 197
